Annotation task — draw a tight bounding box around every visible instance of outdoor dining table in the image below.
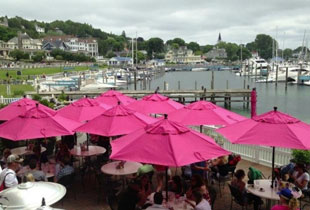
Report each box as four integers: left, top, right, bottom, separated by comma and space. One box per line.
11, 146, 46, 156
148, 191, 195, 210
70, 145, 106, 157
246, 179, 302, 209
101, 160, 143, 176
17, 163, 56, 180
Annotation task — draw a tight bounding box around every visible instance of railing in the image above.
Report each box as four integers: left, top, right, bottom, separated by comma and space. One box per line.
0, 97, 21, 104
192, 126, 292, 168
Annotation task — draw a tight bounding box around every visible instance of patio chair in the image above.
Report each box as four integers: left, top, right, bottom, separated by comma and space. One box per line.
58, 173, 77, 205
217, 164, 236, 196
208, 185, 217, 209
228, 183, 248, 210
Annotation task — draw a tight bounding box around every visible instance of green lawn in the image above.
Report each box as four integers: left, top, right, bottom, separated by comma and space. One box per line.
0, 66, 89, 80
0, 84, 35, 97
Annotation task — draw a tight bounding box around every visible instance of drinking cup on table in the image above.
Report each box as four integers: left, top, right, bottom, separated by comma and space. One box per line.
254, 180, 259, 189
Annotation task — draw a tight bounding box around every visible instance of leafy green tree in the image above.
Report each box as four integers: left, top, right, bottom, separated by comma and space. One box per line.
171, 43, 179, 50
10, 50, 25, 61
254, 34, 275, 59
121, 30, 126, 38
187, 42, 200, 53
8, 17, 22, 29
0, 26, 17, 42
107, 51, 116, 58
246, 42, 256, 53
172, 38, 186, 46
237, 46, 252, 60
202, 45, 213, 53
283, 48, 293, 60
147, 37, 164, 57
32, 51, 46, 62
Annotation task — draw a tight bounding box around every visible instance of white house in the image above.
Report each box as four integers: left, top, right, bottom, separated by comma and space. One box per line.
147, 59, 166, 67
109, 57, 133, 66
35, 24, 45, 33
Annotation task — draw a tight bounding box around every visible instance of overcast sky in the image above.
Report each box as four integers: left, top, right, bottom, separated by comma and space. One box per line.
1, 0, 310, 49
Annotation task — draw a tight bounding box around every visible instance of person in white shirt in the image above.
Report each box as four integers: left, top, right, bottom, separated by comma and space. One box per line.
146, 192, 169, 210
0, 154, 23, 190
193, 190, 211, 210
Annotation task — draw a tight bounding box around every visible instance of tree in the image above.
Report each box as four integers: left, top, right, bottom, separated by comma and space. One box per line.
32, 51, 46, 62
146, 37, 164, 57
171, 43, 179, 50
172, 38, 186, 46
237, 46, 252, 60
283, 48, 293, 60
202, 45, 213, 53
187, 42, 200, 53
254, 34, 275, 59
246, 42, 256, 53
0, 26, 17, 42
9, 50, 26, 61
121, 30, 126, 38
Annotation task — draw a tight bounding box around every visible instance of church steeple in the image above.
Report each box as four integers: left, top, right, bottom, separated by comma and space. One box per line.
217, 33, 222, 43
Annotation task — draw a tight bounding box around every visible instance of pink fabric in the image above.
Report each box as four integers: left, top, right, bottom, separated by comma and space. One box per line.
95, 90, 135, 106
217, 110, 310, 150
127, 93, 184, 115
110, 118, 230, 167
271, 205, 299, 210
74, 104, 157, 137
168, 100, 246, 126
0, 106, 81, 141
0, 98, 56, 121
57, 97, 110, 122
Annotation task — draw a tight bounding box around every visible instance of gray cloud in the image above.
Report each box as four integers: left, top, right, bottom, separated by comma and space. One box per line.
1, 0, 310, 48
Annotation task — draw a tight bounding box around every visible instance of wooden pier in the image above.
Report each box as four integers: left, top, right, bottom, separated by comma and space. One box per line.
26, 88, 253, 109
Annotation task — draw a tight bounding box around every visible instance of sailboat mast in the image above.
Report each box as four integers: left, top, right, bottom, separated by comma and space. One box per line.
136, 32, 138, 66
132, 37, 134, 68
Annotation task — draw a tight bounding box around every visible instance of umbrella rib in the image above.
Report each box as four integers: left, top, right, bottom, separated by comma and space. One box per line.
286, 124, 308, 150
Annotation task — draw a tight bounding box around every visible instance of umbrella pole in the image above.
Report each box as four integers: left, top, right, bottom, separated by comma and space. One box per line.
87, 133, 89, 151
165, 167, 168, 202
199, 125, 203, 133
271, 146, 275, 188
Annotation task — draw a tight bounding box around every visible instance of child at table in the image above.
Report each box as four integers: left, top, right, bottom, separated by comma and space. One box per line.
271, 188, 299, 210
231, 169, 263, 210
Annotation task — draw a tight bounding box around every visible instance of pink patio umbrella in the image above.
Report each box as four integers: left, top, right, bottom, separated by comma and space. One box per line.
95, 89, 136, 106
74, 103, 157, 137
111, 115, 230, 199
168, 100, 247, 130
0, 97, 56, 121
127, 93, 184, 115
57, 97, 110, 122
0, 105, 81, 141
217, 107, 310, 186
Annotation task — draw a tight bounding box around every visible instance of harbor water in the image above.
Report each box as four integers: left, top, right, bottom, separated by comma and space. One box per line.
128, 70, 310, 123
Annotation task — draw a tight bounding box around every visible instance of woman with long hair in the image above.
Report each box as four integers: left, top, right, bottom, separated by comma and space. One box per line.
271, 188, 299, 210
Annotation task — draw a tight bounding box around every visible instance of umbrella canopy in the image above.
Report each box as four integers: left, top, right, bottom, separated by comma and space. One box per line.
111, 116, 230, 167
168, 100, 247, 126
0, 105, 81, 141
95, 89, 135, 106
127, 93, 184, 115
0, 98, 56, 121
216, 107, 310, 186
0, 182, 66, 210
57, 97, 110, 122
216, 107, 310, 150
74, 104, 157, 137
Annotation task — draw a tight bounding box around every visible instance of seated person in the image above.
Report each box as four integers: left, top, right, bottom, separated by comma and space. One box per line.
118, 179, 146, 210
247, 166, 263, 184
231, 169, 262, 210
169, 175, 184, 196
27, 159, 47, 181
146, 192, 169, 210
139, 174, 153, 197
24, 173, 35, 182
212, 155, 228, 167
290, 164, 309, 191
186, 174, 211, 204
271, 188, 299, 210
55, 156, 74, 183
192, 190, 211, 210
0, 155, 23, 190
0, 148, 11, 169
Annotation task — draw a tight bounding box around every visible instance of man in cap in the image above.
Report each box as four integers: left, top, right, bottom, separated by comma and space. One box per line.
0, 154, 23, 190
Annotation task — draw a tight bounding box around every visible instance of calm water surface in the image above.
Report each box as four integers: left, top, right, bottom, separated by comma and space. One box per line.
128, 71, 310, 123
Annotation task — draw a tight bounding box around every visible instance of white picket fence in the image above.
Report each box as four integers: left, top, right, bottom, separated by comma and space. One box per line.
0, 96, 21, 104
192, 126, 292, 168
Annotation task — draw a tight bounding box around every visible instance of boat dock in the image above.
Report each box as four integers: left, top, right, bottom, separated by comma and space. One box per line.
25, 88, 253, 109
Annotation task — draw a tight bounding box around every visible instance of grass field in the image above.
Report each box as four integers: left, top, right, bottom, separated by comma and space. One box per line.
0, 66, 89, 80
0, 84, 35, 97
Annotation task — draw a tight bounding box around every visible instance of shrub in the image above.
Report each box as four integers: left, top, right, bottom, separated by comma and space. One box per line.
13, 90, 25, 96
292, 150, 310, 164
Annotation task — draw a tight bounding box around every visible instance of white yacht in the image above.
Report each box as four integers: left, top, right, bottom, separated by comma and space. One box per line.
240, 57, 269, 76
